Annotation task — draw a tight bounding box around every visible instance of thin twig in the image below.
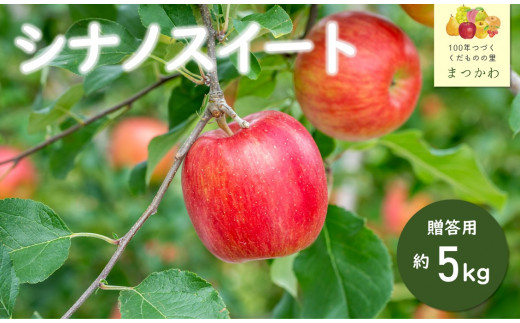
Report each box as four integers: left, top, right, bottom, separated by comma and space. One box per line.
0, 74, 180, 167
511, 69, 520, 96
199, 4, 250, 134
61, 110, 212, 319
62, 5, 238, 318
303, 4, 318, 38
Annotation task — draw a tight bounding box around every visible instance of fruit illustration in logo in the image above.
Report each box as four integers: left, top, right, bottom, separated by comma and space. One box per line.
475, 20, 488, 39
293, 11, 421, 141
456, 5, 470, 23
181, 110, 328, 263
474, 7, 488, 22
459, 22, 476, 39
400, 4, 434, 28
485, 15, 501, 29
446, 15, 460, 36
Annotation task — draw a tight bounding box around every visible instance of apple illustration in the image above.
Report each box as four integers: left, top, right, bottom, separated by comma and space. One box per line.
400, 4, 434, 28
294, 11, 421, 141
109, 117, 176, 184
459, 22, 476, 39
0, 146, 38, 199
181, 110, 328, 262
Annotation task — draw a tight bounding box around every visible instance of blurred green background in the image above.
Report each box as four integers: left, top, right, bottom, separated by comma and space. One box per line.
0, 3, 519, 319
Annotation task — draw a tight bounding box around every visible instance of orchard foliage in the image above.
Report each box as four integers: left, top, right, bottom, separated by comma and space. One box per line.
0, 4, 519, 319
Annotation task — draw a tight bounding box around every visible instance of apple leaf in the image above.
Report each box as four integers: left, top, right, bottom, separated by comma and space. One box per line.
119, 269, 229, 319
312, 130, 336, 159
380, 130, 507, 210
0, 244, 19, 319
28, 84, 84, 134
0, 199, 72, 284
168, 77, 207, 129
293, 205, 393, 318
117, 4, 147, 39
228, 49, 262, 80
128, 161, 148, 195
84, 65, 124, 95
49, 118, 108, 179
270, 254, 298, 299
272, 292, 300, 319
50, 19, 140, 74
68, 4, 117, 21
509, 94, 520, 137
146, 117, 195, 184
239, 5, 293, 38
139, 4, 196, 37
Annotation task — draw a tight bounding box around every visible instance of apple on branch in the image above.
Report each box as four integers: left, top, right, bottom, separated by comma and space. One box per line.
294, 11, 422, 141
181, 110, 328, 263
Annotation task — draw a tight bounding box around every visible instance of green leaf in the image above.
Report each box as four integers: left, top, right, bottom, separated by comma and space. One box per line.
139, 4, 196, 37
50, 19, 140, 74
117, 4, 147, 39
168, 78, 207, 129
0, 199, 72, 284
84, 65, 124, 95
240, 5, 293, 38
294, 205, 393, 318
272, 292, 300, 319
49, 118, 107, 179
509, 94, 520, 136
270, 254, 298, 298
28, 84, 84, 134
119, 269, 229, 318
380, 130, 507, 210
68, 4, 117, 21
229, 51, 261, 80
0, 244, 19, 319
146, 117, 194, 184
31, 311, 43, 319
313, 130, 336, 159
237, 70, 276, 98
129, 162, 147, 195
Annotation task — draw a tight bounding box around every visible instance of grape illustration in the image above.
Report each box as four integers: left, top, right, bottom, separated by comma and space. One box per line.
456, 5, 470, 23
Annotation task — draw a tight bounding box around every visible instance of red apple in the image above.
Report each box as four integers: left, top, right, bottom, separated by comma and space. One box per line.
181, 110, 328, 262
459, 22, 476, 39
294, 11, 422, 141
400, 4, 434, 28
414, 303, 454, 319
0, 146, 38, 199
382, 179, 432, 235
109, 117, 176, 183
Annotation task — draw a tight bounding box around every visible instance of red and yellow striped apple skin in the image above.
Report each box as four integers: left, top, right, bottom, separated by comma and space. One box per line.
182, 110, 328, 263
294, 11, 422, 141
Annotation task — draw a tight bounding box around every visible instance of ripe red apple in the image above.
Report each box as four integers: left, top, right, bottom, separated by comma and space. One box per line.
294, 11, 422, 141
414, 303, 454, 319
181, 110, 328, 263
109, 117, 176, 183
0, 146, 38, 199
382, 179, 432, 235
400, 4, 434, 28
459, 22, 476, 39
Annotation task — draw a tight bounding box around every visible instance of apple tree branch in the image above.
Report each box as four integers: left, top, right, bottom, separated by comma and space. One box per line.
62, 4, 250, 318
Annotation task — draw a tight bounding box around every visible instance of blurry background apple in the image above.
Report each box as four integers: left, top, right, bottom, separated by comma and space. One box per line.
382, 179, 432, 236
182, 110, 328, 263
400, 4, 434, 28
294, 11, 422, 141
108, 117, 175, 184
0, 146, 38, 199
